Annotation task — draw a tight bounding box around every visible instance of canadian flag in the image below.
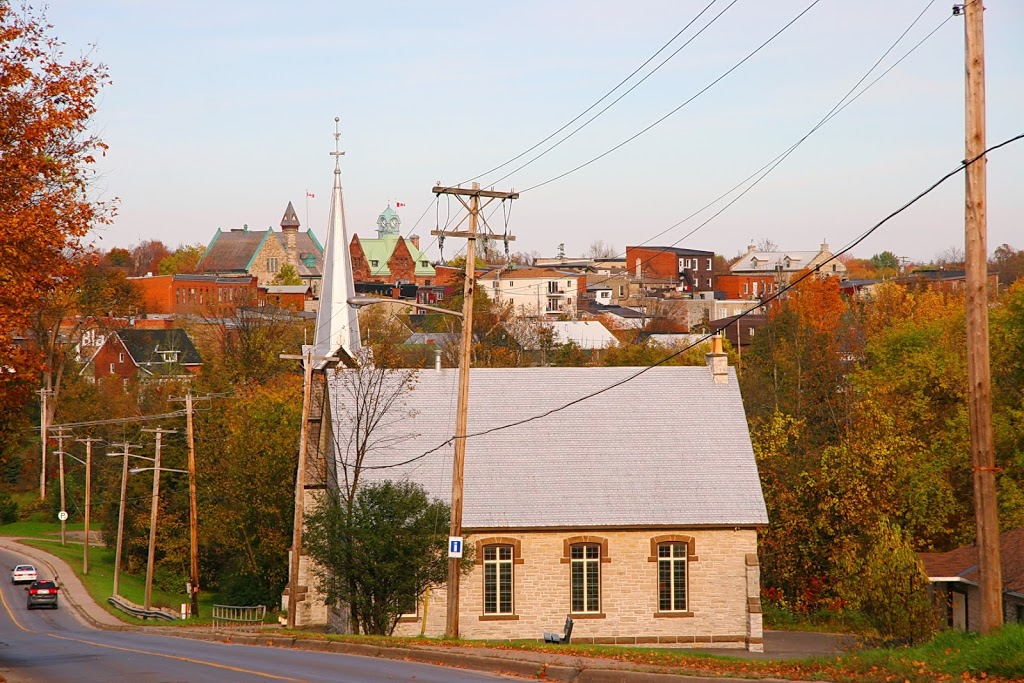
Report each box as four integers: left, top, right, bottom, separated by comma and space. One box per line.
306, 192, 315, 198
395, 201, 406, 208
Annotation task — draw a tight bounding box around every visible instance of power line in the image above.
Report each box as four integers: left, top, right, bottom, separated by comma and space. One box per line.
459, 0, 724, 187
485, 0, 740, 188
356, 132, 1024, 471
490, 4, 952, 298
519, 0, 825, 193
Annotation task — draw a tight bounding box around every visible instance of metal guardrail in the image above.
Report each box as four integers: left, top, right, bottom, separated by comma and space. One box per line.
108, 595, 178, 621
211, 604, 266, 631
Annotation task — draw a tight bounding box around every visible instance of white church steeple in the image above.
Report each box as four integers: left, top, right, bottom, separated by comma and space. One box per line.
313, 117, 361, 364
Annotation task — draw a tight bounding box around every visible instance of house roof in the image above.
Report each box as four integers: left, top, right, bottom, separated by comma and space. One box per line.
329, 366, 768, 529
265, 285, 311, 295
549, 321, 618, 349
919, 527, 1024, 594
479, 268, 579, 281
116, 329, 202, 371
627, 245, 714, 257
596, 305, 646, 319
403, 332, 461, 346
196, 227, 324, 277
359, 235, 435, 277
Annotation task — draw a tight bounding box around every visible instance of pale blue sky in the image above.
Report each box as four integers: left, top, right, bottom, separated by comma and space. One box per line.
47, 0, 1023, 263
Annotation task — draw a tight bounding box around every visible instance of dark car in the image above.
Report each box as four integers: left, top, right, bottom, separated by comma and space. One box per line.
26, 580, 59, 609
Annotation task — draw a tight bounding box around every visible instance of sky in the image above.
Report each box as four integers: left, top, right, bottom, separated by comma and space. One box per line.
44, 0, 1024, 264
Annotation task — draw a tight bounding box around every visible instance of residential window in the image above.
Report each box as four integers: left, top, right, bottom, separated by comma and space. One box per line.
109, 363, 115, 374
548, 281, 558, 294
483, 545, 514, 615
267, 257, 279, 273
370, 260, 379, 268
706, 278, 712, 288
707, 258, 712, 270
118, 353, 124, 363
566, 280, 572, 289
658, 542, 688, 612
743, 283, 749, 294
546, 298, 560, 312
421, 260, 429, 267
570, 544, 601, 613
618, 285, 625, 297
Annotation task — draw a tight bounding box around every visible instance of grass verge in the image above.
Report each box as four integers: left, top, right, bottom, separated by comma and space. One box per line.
17, 538, 222, 626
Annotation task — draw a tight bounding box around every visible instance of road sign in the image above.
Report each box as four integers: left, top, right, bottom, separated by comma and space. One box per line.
57, 510, 68, 522
448, 536, 463, 558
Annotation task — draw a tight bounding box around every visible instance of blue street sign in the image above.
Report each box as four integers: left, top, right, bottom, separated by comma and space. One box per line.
448, 536, 463, 558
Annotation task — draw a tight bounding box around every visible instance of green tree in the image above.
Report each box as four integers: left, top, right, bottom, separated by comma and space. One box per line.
869, 250, 899, 271
271, 264, 303, 286
304, 480, 452, 635
158, 244, 205, 275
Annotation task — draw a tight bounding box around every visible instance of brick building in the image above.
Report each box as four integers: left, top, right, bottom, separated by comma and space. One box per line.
87, 328, 202, 382
130, 273, 260, 316
625, 246, 716, 297
349, 205, 436, 287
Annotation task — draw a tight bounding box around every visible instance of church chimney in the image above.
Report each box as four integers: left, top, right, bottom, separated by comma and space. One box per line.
280, 201, 300, 266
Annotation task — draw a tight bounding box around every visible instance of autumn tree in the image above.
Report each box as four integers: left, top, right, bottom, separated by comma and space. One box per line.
990, 243, 1024, 287
585, 240, 618, 260
0, 3, 113, 442
130, 240, 171, 276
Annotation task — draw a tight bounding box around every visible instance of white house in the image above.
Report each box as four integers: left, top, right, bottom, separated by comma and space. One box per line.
480, 268, 585, 318
324, 353, 769, 650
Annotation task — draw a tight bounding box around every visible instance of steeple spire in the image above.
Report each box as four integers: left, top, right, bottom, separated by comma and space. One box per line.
313, 117, 361, 363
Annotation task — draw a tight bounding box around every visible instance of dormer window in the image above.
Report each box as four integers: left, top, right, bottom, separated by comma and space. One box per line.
421, 260, 429, 267
370, 260, 379, 267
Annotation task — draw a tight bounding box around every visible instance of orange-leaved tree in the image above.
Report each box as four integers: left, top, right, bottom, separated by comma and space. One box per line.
0, 3, 113, 446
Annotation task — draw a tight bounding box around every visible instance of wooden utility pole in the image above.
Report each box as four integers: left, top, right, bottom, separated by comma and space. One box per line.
141, 427, 175, 612
280, 346, 338, 629
185, 393, 199, 618
962, 0, 1002, 634
109, 442, 137, 597
38, 388, 51, 500
76, 437, 101, 575
432, 181, 518, 639
54, 428, 71, 546
171, 392, 206, 618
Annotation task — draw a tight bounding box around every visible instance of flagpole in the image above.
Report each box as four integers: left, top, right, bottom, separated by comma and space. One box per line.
305, 190, 310, 233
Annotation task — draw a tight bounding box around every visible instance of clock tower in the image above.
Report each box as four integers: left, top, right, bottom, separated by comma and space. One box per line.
376, 205, 401, 237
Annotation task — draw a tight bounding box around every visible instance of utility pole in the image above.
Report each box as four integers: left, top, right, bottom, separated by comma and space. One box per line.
109, 441, 138, 597
962, 0, 1002, 634
171, 392, 206, 618
37, 388, 51, 500
280, 346, 338, 629
76, 437, 101, 575
54, 428, 72, 546
185, 393, 199, 618
432, 181, 518, 638
141, 427, 176, 612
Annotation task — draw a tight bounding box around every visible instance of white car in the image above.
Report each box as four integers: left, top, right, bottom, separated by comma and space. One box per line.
11, 565, 37, 585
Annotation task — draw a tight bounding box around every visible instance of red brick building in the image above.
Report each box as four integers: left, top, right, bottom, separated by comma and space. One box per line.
625, 246, 716, 296
89, 328, 202, 382
130, 274, 261, 317
714, 274, 780, 300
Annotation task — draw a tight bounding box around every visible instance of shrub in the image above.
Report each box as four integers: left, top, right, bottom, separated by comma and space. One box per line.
0, 491, 17, 524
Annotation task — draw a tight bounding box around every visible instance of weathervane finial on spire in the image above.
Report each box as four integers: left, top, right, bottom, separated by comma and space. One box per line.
330, 116, 345, 171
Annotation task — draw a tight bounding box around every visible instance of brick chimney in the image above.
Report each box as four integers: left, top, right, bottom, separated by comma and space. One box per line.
409, 234, 420, 250
280, 201, 300, 266
705, 334, 728, 384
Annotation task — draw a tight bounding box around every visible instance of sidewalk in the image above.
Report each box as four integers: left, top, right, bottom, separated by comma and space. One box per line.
1, 537, 836, 682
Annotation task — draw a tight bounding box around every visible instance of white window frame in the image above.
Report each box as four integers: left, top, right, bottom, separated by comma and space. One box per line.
657, 542, 688, 612
483, 545, 514, 615
570, 543, 601, 614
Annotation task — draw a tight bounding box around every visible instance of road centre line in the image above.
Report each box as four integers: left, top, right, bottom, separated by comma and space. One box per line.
0, 577, 302, 683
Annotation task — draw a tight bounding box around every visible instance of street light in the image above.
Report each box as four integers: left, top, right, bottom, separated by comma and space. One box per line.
348, 288, 472, 639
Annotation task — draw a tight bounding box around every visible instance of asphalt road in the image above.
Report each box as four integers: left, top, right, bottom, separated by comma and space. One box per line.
0, 546, 506, 683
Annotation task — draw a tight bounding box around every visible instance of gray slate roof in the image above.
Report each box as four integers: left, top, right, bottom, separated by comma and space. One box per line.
328, 366, 767, 529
